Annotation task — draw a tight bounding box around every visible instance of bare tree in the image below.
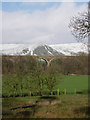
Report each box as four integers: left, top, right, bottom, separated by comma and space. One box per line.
69, 2, 90, 42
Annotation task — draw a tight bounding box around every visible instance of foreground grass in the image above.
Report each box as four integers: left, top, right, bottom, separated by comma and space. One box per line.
2, 94, 89, 118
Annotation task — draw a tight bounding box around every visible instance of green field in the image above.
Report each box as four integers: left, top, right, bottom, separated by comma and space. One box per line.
2, 75, 89, 118
2, 75, 88, 97
55, 75, 88, 94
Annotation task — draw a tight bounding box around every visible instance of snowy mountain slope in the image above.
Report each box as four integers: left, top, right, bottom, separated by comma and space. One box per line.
0, 43, 88, 56
33, 45, 64, 56
0, 44, 31, 55
50, 43, 88, 56
0, 44, 64, 56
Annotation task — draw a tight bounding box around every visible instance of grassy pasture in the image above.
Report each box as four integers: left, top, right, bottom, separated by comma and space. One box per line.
55, 75, 88, 94
2, 75, 88, 97
2, 75, 89, 118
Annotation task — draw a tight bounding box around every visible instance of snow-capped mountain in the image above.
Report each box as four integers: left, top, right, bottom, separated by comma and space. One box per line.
50, 43, 88, 56
0, 44, 64, 56
33, 45, 64, 56
0, 43, 88, 56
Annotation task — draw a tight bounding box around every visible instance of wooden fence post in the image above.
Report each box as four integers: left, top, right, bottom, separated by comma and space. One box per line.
57, 88, 59, 96
51, 91, 53, 95
64, 88, 66, 95
74, 88, 76, 95
30, 91, 31, 96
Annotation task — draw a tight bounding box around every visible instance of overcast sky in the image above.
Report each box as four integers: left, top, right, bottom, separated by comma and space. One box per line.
0, 1, 88, 44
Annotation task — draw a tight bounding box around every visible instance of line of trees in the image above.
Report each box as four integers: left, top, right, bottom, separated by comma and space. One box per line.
2, 56, 59, 97
2, 55, 88, 76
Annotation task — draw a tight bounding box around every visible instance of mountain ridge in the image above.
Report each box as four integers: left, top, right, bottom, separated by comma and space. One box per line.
0, 43, 88, 56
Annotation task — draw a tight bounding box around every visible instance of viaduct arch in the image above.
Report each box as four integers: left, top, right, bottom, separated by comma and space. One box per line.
38, 57, 62, 67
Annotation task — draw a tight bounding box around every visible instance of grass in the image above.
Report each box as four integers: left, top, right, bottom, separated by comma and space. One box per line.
2, 94, 89, 118
2, 75, 88, 97
2, 75, 89, 118
55, 75, 88, 94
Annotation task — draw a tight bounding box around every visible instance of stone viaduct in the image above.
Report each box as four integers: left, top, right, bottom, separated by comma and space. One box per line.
33, 56, 67, 67
4, 55, 68, 67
